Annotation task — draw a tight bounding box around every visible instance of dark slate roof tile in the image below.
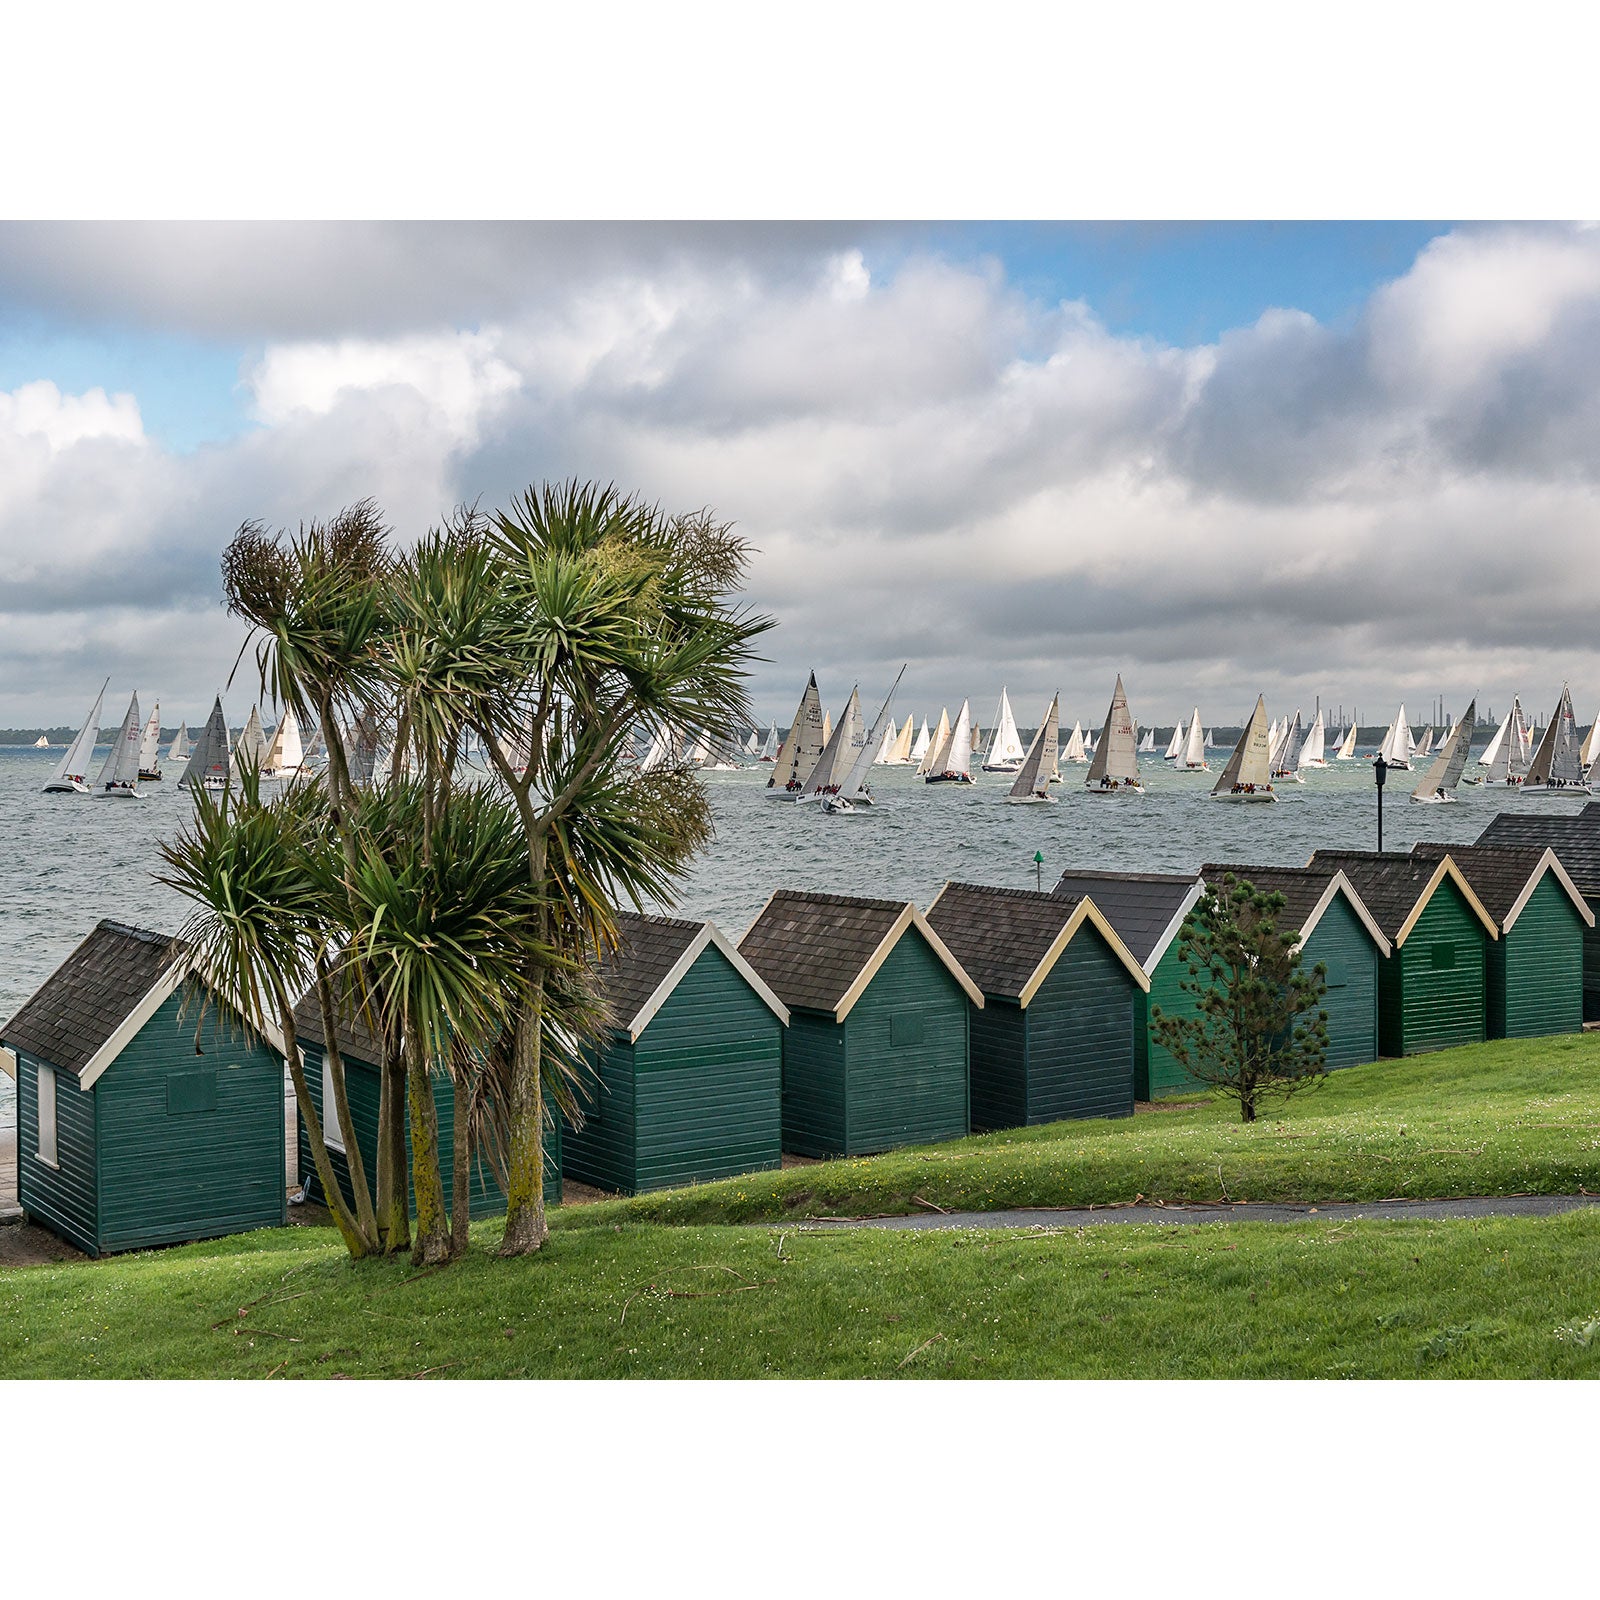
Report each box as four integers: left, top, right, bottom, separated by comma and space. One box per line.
1200, 862, 1343, 936
927, 882, 1086, 999
1411, 841, 1554, 929
1476, 803, 1600, 895
293, 970, 384, 1065
738, 890, 908, 1014
594, 911, 706, 1034
1305, 851, 1461, 941
1050, 870, 1201, 968
2, 920, 181, 1075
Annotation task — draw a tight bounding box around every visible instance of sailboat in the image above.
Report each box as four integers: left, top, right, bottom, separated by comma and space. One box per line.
743, 731, 761, 757
639, 723, 680, 774
1376, 704, 1415, 770
95, 693, 144, 798
768, 673, 827, 797
1299, 710, 1328, 769
1478, 698, 1530, 787
910, 717, 932, 762
1084, 676, 1142, 794
872, 717, 898, 763
1062, 720, 1088, 764
980, 688, 1027, 772
1163, 717, 1185, 761
43, 677, 109, 794
699, 734, 742, 773
1212, 696, 1277, 803
1580, 713, 1600, 772
228, 705, 270, 783
167, 721, 191, 764
135, 700, 163, 781
1138, 726, 1157, 754
1005, 694, 1060, 804
1414, 726, 1435, 760
1270, 711, 1306, 782
1178, 707, 1209, 771
1335, 721, 1359, 760
262, 706, 305, 779
882, 714, 916, 765
1411, 701, 1477, 804
32, 734, 49, 748
1204, 729, 1215, 749
797, 701, 857, 800
923, 699, 974, 785
1521, 684, 1588, 795
917, 708, 951, 778
758, 726, 779, 762
181, 696, 232, 792
821, 668, 906, 813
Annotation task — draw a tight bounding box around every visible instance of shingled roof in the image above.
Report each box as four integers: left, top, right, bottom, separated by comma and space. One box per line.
1411, 842, 1593, 932
1477, 803, 1600, 895
292, 968, 385, 1064
595, 911, 788, 1041
1200, 863, 1391, 955
925, 882, 1148, 1003
1306, 851, 1498, 945
1050, 870, 1203, 971
738, 889, 982, 1020
1, 920, 181, 1076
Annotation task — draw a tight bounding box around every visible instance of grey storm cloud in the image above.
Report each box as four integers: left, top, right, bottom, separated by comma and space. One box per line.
5, 221, 1600, 730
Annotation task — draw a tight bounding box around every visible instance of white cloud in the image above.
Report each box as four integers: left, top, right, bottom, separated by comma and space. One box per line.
0, 379, 143, 450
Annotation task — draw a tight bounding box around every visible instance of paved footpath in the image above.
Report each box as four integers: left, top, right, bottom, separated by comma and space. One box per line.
798, 1194, 1600, 1231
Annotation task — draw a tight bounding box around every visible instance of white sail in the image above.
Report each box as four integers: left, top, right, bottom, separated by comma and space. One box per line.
1483, 698, 1530, 784
1411, 701, 1477, 802
1204, 729, 1215, 749
1086, 676, 1140, 790
1336, 721, 1359, 760
836, 689, 863, 754
822, 710, 833, 747
1212, 695, 1274, 798
744, 731, 760, 756
167, 721, 190, 762
137, 702, 163, 773
639, 722, 677, 774
1138, 727, 1156, 753
760, 726, 779, 760
1524, 684, 1586, 790
768, 674, 826, 793
96, 692, 143, 792
1063, 720, 1087, 763
1181, 708, 1207, 768
802, 687, 861, 799
264, 706, 304, 776
832, 667, 906, 806
181, 696, 232, 790
1163, 717, 1185, 760
1582, 713, 1600, 770
1299, 710, 1327, 768
1272, 712, 1305, 775
1007, 694, 1060, 802
924, 699, 974, 782
885, 714, 916, 764
1414, 727, 1435, 759
228, 704, 269, 781
44, 677, 109, 792
910, 717, 931, 760
982, 688, 1027, 770
917, 707, 951, 777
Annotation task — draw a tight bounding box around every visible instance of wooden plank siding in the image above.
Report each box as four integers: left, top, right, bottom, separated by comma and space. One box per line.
1304, 897, 1381, 1070
14, 1049, 98, 1255
1491, 875, 1585, 1040
968, 999, 1029, 1131
780, 1012, 849, 1158
1018, 928, 1136, 1124
841, 931, 970, 1155
1380, 881, 1487, 1056
1140, 948, 1204, 1100
1583, 899, 1600, 1023
95, 995, 286, 1253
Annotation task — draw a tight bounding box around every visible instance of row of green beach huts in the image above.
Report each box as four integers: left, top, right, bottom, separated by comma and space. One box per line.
6, 805, 1600, 1256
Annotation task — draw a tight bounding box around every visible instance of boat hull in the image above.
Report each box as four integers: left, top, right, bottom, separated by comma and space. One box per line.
1084, 784, 1144, 796
980, 761, 1023, 774
1409, 792, 1455, 805
1211, 790, 1279, 804
96, 784, 143, 800
924, 774, 973, 785
42, 778, 90, 794
1518, 784, 1593, 797
1004, 794, 1056, 805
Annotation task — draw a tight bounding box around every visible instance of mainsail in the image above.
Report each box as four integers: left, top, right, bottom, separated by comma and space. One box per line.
1086, 676, 1140, 789
1180, 707, 1207, 768
982, 688, 1027, 770
1007, 694, 1060, 802
1213, 696, 1273, 796
181, 696, 232, 790
44, 676, 109, 792
1300, 710, 1327, 768
832, 667, 906, 805
137, 702, 163, 774
1063, 720, 1087, 763
96, 693, 143, 792
1336, 721, 1359, 760
264, 707, 304, 776
917, 707, 951, 777
768, 673, 826, 792
1411, 700, 1477, 802
1524, 685, 1586, 789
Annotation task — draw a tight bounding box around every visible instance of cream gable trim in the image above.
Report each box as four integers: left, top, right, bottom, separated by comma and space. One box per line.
1394, 858, 1499, 948
1144, 879, 1206, 975
1017, 898, 1150, 1007
1503, 849, 1595, 933
0, 1045, 15, 1080
1302, 873, 1393, 959
624, 923, 791, 1041
834, 904, 985, 1022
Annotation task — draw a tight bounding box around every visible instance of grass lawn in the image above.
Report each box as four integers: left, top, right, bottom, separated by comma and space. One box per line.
554, 1034, 1600, 1228
4, 1210, 1600, 1378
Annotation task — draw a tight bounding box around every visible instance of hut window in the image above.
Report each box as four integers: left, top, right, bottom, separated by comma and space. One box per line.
890, 1012, 926, 1048
36, 1064, 58, 1168
321, 1057, 347, 1152
167, 1070, 218, 1115
1431, 943, 1457, 970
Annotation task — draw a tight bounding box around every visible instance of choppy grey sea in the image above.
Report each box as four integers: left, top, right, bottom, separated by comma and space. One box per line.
2, 740, 1586, 1126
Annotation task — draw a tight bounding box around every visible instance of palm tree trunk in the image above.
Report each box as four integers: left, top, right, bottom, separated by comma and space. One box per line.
499, 963, 549, 1255
451, 1067, 471, 1259
405, 1030, 451, 1266
315, 971, 380, 1249
376, 1053, 411, 1254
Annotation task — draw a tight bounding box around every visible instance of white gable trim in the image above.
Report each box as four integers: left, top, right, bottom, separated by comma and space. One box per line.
1503, 849, 1595, 933
1144, 879, 1206, 975
1017, 898, 1151, 1007
0, 1045, 15, 1080
78, 953, 289, 1091
835, 904, 985, 1022
1395, 857, 1499, 948
623, 922, 791, 1041
1302, 873, 1393, 959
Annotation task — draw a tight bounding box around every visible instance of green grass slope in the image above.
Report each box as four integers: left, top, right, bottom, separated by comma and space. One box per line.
557, 1035, 1600, 1227
5, 1211, 1600, 1378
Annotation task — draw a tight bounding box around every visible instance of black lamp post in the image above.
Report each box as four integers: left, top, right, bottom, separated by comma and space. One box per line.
1374, 754, 1389, 852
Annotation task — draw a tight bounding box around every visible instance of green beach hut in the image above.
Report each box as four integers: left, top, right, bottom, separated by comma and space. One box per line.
737, 889, 983, 1158
1307, 851, 1499, 1057
563, 911, 790, 1195
1200, 862, 1391, 1069
1477, 804, 1600, 1021
293, 979, 561, 1216
924, 881, 1149, 1129
0, 920, 288, 1257
1412, 842, 1592, 1039
1050, 870, 1205, 1100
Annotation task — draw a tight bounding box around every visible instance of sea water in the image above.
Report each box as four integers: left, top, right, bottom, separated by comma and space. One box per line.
2, 744, 1588, 1127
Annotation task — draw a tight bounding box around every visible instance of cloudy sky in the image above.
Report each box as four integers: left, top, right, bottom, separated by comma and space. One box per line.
4, 219, 1599, 734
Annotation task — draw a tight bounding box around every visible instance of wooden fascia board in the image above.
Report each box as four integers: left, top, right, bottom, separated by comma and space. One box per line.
1143, 879, 1206, 975
1394, 858, 1499, 948
1502, 850, 1595, 933
1302, 874, 1392, 959
1016, 899, 1150, 1008
625, 923, 793, 1041
835, 905, 985, 1022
